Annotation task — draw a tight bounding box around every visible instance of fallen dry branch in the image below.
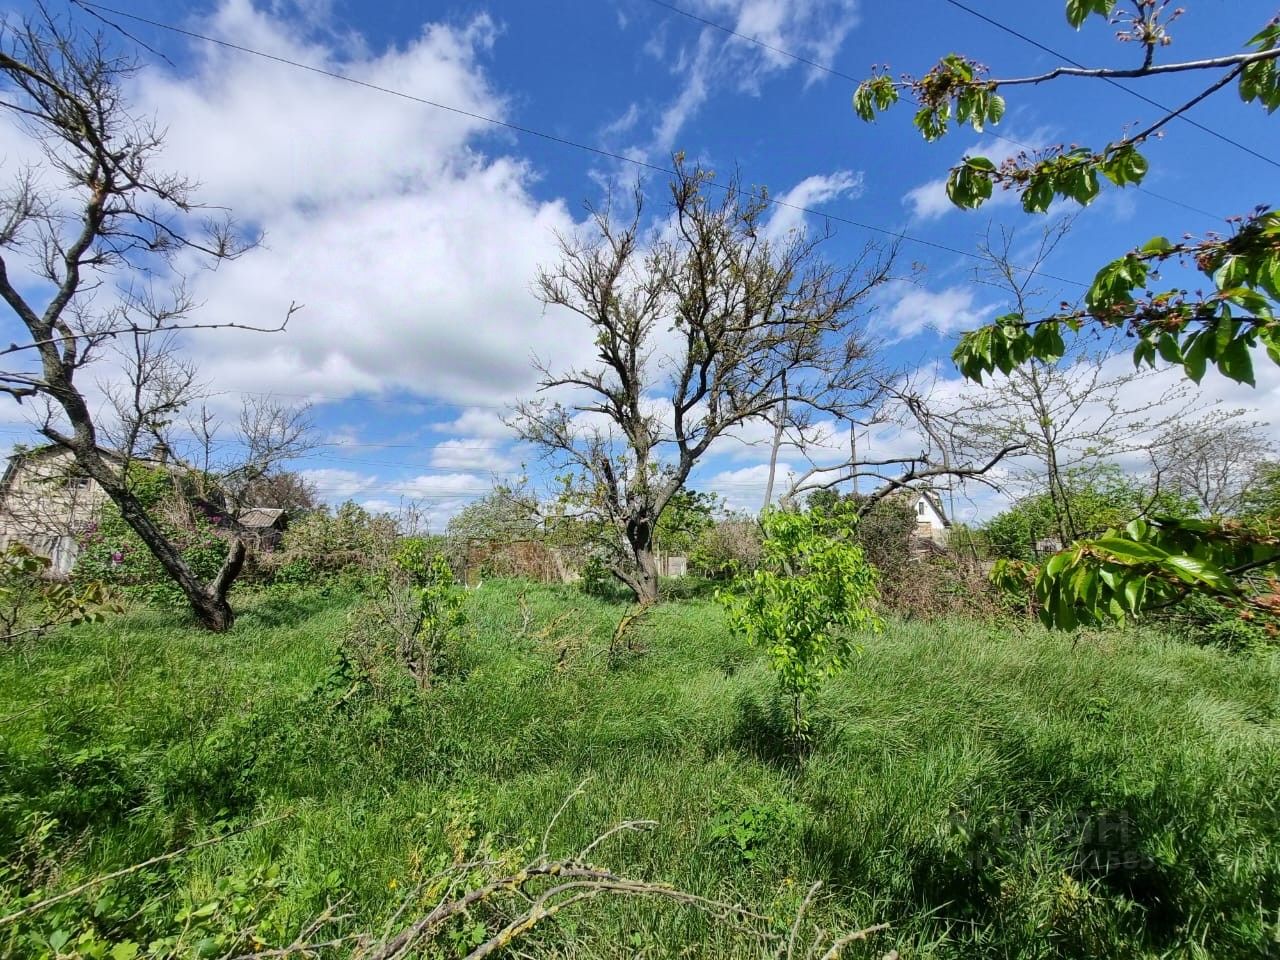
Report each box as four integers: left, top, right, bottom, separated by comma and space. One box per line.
609, 603, 653, 657
250, 817, 885, 960
8, 809, 891, 960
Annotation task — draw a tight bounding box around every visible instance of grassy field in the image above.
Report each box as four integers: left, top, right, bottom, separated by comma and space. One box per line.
2, 579, 1278, 958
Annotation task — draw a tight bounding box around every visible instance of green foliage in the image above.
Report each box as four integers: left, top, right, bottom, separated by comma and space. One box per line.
1240, 21, 1280, 112
1001, 515, 1280, 630
1240, 461, 1280, 519
391, 535, 448, 584
74, 467, 226, 610
0, 545, 112, 644
272, 501, 397, 580
654, 489, 719, 556
1065, 0, 1116, 28
688, 516, 761, 580
1160, 591, 1280, 651
578, 553, 615, 598
706, 800, 801, 864
982, 467, 1197, 561
3, 583, 1279, 957
854, 3, 1280, 626
414, 554, 465, 654
366, 550, 466, 688
955, 212, 1280, 389
719, 506, 881, 742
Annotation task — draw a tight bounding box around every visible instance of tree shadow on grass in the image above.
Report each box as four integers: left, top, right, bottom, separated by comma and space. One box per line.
235, 591, 333, 630
727, 689, 811, 770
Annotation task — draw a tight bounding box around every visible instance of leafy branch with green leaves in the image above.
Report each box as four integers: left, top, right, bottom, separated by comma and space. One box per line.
0, 544, 112, 646
854, 1, 1280, 628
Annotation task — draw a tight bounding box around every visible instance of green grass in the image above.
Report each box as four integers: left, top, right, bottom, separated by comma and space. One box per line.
2, 580, 1279, 958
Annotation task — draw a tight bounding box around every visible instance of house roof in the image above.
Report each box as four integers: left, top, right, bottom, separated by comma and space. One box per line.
239, 507, 286, 528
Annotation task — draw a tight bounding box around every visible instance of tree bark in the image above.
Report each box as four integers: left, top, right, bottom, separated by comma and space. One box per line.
630, 542, 661, 605
69, 446, 244, 632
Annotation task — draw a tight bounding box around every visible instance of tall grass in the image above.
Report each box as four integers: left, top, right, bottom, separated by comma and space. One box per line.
2, 580, 1277, 957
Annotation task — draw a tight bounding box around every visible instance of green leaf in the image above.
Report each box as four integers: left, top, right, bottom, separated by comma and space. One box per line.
1133, 338, 1157, 369
987, 93, 1006, 125
1022, 176, 1054, 214
1065, 0, 1113, 27
1031, 321, 1066, 361
1181, 331, 1210, 383
1162, 554, 1235, 591
1156, 332, 1183, 364
1091, 537, 1169, 564
1121, 575, 1146, 614
853, 84, 875, 122
1216, 334, 1256, 385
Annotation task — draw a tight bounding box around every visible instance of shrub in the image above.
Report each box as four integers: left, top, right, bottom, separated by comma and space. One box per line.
350, 548, 467, 688
579, 553, 614, 598
877, 552, 1008, 621
720, 505, 880, 746
849, 496, 916, 580
74, 467, 227, 609
689, 516, 762, 580
0, 545, 111, 645
271, 501, 398, 580
1158, 591, 1279, 651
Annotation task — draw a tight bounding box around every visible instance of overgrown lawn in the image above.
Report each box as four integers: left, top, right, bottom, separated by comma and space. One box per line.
2, 580, 1277, 958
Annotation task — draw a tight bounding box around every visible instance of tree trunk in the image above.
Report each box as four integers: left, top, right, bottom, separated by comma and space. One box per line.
190, 589, 236, 632
631, 541, 661, 604
78, 449, 245, 632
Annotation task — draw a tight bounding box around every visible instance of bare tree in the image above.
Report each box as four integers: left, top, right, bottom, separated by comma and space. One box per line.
512, 161, 897, 603
772, 368, 1024, 513
0, 11, 294, 630
954, 219, 1196, 542
1150, 413, 1276, 516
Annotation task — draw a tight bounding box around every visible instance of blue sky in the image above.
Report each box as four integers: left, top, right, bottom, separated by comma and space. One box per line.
2, 0, 1277, 525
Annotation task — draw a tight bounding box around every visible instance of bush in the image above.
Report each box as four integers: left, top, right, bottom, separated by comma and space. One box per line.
74, 466, 227, 609
578, 554, 614, 598
1158, 591, 1279, 651
878, 553, 1008, 621
269, 501, 398, 581
689, 517, 762, 580
849, 496, 916, 580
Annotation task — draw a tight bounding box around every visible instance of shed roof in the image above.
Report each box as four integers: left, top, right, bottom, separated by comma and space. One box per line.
239, 507, 286, 528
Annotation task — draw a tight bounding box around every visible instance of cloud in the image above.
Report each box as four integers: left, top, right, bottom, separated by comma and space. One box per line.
638, 0, 861, 157
652, 29, 717, 154
301, 467, 378, 499
398, 472, 495, 499
701, 461, 792, 511
128, 2, 597, 410
431, 408, 514, 440
695, 0, 860, 78
763, 171, 865, 242
881, 283, 993, 340
429, 438, 517, 472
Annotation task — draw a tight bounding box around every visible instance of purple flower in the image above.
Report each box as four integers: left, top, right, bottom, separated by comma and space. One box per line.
110, 551, 124, 565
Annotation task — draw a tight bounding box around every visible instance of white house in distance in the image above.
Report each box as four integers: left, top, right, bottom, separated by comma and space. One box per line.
906, 489, 951, 547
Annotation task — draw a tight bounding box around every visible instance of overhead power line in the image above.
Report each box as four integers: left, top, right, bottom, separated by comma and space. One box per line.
639, 0, 1226, 220
939, 0, 1280, 173
70, 0, 1086, 288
